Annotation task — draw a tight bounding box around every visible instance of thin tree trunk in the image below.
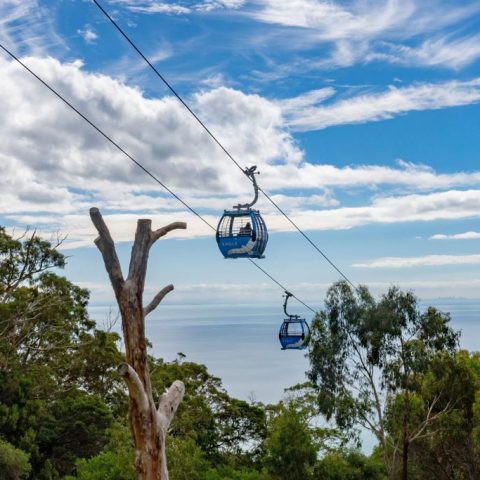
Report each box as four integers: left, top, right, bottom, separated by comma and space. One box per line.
402, 415, 409, 480
90, 208, 187, 480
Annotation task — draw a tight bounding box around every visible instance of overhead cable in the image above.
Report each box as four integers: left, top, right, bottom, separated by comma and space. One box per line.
92, 0, 358, 291
0, 42, 316, 314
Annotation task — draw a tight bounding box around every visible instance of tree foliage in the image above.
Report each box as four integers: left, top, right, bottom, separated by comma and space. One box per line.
67, 423, 135, 480
314, 450, 386, 480
264, 403, 317, 480
0, 439, 31, 480
387, 351, 480, 479
0, 228, 121, 478
307, 281, 459, 478
150, 357, 267, 466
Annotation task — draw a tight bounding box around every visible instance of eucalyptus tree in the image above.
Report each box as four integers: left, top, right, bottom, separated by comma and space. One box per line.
394, 351, 480, 479
307, 281, 459, 479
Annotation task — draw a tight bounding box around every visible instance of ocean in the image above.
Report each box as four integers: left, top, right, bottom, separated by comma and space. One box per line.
90, 299, 480, 406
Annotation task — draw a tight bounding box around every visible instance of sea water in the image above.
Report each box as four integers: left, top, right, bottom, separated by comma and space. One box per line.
90, 299, 480, 406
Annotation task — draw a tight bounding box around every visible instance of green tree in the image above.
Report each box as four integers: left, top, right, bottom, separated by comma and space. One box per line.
150, 357, 266, 467
386, 351, 480, 479
56, 328, 126, 413
0, 228, 64, 298
203, 465, 270, 480
37, 392, 113, 477
0, 439, 31, 480
264, 404, 317, 480
167, 437, 209, 480
0, 228, 123, 478
314, 450, 386, 480
307, 281, 458, 479
68, 423, 135, 480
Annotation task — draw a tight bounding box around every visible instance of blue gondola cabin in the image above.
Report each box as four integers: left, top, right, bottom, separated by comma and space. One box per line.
279, 317, 310, 350
216, 166, 268, 259
278, 291, 310, 350
216, 209, 268, 259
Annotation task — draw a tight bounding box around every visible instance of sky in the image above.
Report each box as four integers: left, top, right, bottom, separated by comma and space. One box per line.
1, 0, 480, 313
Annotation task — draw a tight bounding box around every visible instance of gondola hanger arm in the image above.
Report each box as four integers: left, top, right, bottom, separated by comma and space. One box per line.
234, 166, 260, 210
283, 291, 294, 318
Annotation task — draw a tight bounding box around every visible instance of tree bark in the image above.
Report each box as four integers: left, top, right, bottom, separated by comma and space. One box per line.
90, 208, 187, 480
402, 415, 409, 480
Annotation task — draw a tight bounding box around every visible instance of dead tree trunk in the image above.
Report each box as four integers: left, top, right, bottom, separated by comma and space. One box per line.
90, 207, 186, 480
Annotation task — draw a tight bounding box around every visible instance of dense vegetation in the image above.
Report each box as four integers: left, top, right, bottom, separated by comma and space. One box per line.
1, 227, 480, 479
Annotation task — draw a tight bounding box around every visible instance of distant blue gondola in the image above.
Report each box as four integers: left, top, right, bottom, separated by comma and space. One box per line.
279, 291, 310, 350
216, 166, 268, 259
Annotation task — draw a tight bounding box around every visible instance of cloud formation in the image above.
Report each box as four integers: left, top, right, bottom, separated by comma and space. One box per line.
0, 0, 65, 55
250, 0, 416, 39
430, 231, 480, 241
282, 79, 480, 131
2, 56, 480, 248
353, 254, 480, 269
372, 34, 480, 70
77, 25, 98, 44
247, 0, 480, 70
109, 0, 245, 14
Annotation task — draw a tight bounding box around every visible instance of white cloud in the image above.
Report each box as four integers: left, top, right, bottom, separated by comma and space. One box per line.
372, 34, 480, 70
430, 231, 480, 241
268, 192, 339, 209
278, 87, 336, 114
110, 1, 191, 14
250, 0, 415, 38
108, 0, 480, 44
0, 0, 66, 55
106, 45, 172, 80
262, 160, 480, 191
197, 0, 245, 12
200, 72, 229, 88
246, 0, 480, 69
109, 0, 245, 14
22, 188, 480, 249
0, 56, 300, 195
353, 254, 480, 269
262, 189, 480, 233
0, 55, 299, 244
2, 56, 480, 248
77, 25, 98, 44
283, 79, 480, 131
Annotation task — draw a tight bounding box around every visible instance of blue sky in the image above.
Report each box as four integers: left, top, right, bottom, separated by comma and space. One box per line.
1, 0, 480, 311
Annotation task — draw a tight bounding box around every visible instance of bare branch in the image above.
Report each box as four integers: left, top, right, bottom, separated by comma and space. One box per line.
127, 220, 186, 291
91, 211, 186, 479
118, 363, 149, 413
128, 219, 152, 280
357, 411, 381, 440
158, 380, 185, 429
390, 436, 402, 476
348, 330, 386, 445
89, 208, 124, 296
151, 222, 187, 244
411, 428, 443, 442
15, 229, 36, 288
144, 285, 174, 317
409, 398, 452, 443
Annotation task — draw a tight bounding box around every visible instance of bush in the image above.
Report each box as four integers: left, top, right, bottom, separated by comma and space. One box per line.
73, 450, 135, 480
314, 451, 386, 480
203, 465, 270, 480
0, 439, 31, 480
